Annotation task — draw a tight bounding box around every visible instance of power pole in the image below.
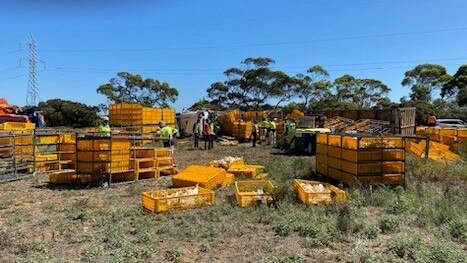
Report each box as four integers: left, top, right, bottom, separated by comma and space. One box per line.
26, 33, 39, 106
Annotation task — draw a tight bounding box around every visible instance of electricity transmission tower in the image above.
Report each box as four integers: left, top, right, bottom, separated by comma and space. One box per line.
26, 33, 39, 106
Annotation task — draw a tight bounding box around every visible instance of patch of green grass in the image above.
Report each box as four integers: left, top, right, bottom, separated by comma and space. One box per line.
379, 215, 401, 233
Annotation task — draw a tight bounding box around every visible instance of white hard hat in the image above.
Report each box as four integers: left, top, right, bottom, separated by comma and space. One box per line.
102, 116, 109, 121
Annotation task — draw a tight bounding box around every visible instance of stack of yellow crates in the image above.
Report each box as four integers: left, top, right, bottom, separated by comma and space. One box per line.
316, 133, 406, 186
232, 121, 253, 140
109, 103, 176, 134
416, 126, 467, 147
242, 111, 266, 122
218, 110, 241, 135
0, 123, 35, 174
75, 137, 132, 182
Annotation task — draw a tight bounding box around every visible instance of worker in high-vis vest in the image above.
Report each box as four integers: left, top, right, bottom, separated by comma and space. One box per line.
157, 121, 178, 153
269, 118, 277, 146
98, 117, 111, 137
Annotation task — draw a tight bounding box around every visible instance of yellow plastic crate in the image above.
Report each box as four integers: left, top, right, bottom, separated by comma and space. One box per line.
172, 165, 226, 189
155, 148, 172, 157
59, 134, 76, 144
327, 167, 341, 180
77, 138, 131, 151
341, 160, 404, 175
316, 163, 327, 175
341, 149, 405, 162
210, 158, 244, 170
227, 164, 266, 179
458, 128, 467, 138
77, 161, 131, 174
356, 174, 405, 185
0, 122, 35, 131
327, 146, 341, 158
316, 154, 327, 165
77, 152, 130, 162
36, 135, 60, 145
316, 133, 328, 145
49, 170, 77, 184
293, 179, 346, 205
142, 186, 215, 213
234, 180, 275, 207
327, 135, 341, 147
316, 144, 327, 154
327, 157, 341, 170
342, 136, 404, 149
221, 173, 235, 187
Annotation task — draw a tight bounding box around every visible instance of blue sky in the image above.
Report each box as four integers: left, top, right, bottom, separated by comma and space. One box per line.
1, 0, 466, 111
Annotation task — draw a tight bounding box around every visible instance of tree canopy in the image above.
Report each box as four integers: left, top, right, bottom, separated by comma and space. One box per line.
97, 72, 179, 107
402, 64, 450, 102
206, 57, 295, 110
39, 99, 101, 128
333, 75, 390, 109
293, 65, 331, 107
442, 65, 467, 106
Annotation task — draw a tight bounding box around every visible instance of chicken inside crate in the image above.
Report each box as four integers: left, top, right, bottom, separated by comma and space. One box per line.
209, 156, 244, 170
234, 180, 275, 207
293, 179, 346, 205
141, 185, 215, 213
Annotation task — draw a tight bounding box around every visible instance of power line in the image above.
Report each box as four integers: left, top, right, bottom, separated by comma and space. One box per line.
0, 50, 21, 58
46, 56, 467, 73
39, 27, 467, 53
43, 63, 465, 76
0, 73, 27, 82
0, 66, 22, 73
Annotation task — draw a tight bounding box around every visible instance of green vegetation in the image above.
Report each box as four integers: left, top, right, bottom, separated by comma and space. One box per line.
0, 143, 466, 262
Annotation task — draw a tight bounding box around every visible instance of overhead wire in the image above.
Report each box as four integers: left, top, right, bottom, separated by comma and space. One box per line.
38, 27, 467, 53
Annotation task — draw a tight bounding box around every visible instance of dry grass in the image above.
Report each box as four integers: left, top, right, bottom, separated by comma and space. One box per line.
0, 139, 466, 263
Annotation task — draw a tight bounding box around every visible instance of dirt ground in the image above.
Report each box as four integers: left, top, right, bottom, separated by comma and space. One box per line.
0, 139, 466, 263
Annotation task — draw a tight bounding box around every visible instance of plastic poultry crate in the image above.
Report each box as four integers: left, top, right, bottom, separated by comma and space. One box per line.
142, 186, 215, 213
293, 179, 346, 205
234, 180, 275, 207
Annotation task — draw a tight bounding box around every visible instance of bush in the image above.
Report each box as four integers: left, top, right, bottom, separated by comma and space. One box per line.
364, 224, 380, 239
389, 234, 423, 259
389, 196, 412, 215
379, 215, 401, 233
428, 240, 467, 263
449, 219, 467, 244
275, 221, 293, 237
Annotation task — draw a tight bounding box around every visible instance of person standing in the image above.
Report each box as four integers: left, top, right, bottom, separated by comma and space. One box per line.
203, 120, 213, 150
157, 121, 178, 153
193, 118, 200, 149
269, 118, 277, 146
98, 117, 111, 137
209, 119, 215, 149
252, 120, 259, 147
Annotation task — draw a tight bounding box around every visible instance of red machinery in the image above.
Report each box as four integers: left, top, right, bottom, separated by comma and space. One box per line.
0, 99, 29, 123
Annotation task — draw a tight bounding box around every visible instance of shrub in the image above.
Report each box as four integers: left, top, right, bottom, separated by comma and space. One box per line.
364, 224, 380, 239
449, 219, 467, 244
379, 215, 401, 233
428, 240, 467, 263
389, 234, 423, 259
359, 250, 380, 263
275, 221, 293, 237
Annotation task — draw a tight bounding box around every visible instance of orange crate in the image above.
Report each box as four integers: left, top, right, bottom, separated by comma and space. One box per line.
227, 164, 266, 179
327, 146, 341, 158
316, 163, 327, 175
172, 165, 226, 189
221, 173, 235, 187
327, 157, 341, 170
316, 144, 327, 154
316, 154, 327, 165
341, 160, 381, 175
327, 135, 341, 147
356, 174, 405, 185
316, 133, 328, 145
142, 186, 215, 213
327, 167, 341, 180
234, 180, 275, 207
293, 179, 346, 205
